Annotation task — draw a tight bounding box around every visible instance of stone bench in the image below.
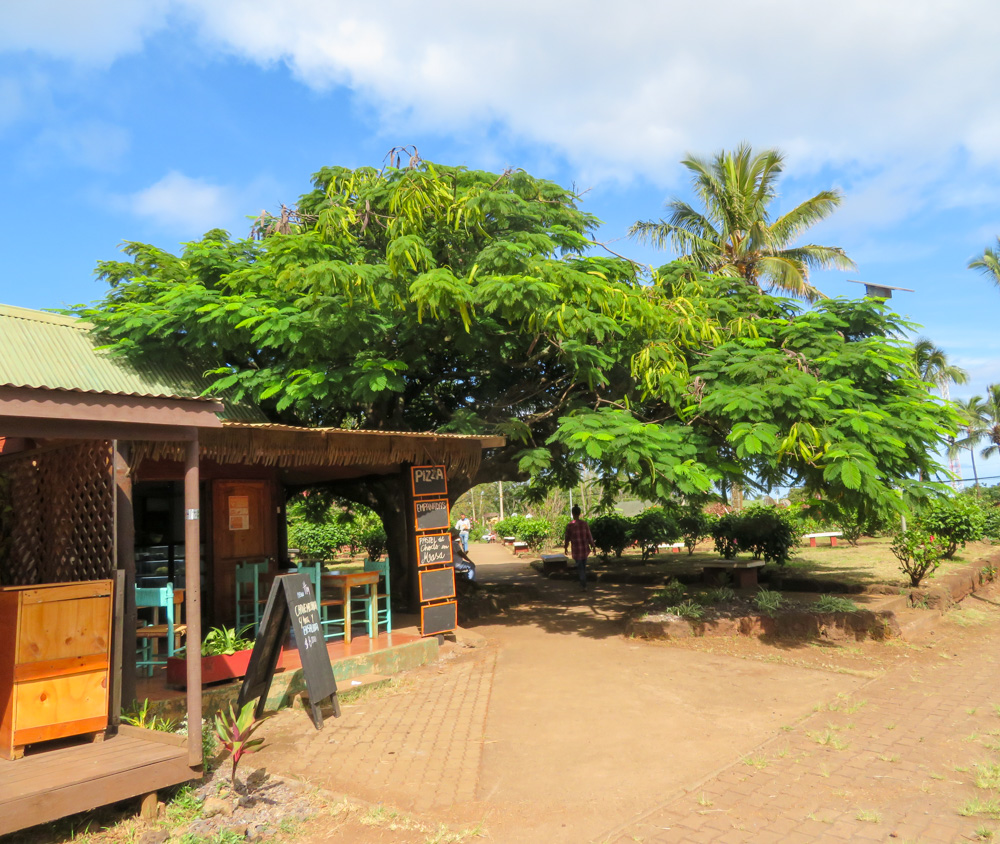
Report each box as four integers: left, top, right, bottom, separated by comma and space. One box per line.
702, 559, 766, 589
512, 541, 530, 555
803, 531, 843, 547
540, 553, 569, 574
657, 542, 686, 554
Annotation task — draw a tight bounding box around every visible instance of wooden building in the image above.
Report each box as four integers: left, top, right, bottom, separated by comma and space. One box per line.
0, 304, 501, 835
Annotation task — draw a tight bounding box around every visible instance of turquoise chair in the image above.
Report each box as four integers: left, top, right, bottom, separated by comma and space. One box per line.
235, 558, 269, 632
136, 583, 186, 676
294, 562, 345, 642
358, 556, 391, 635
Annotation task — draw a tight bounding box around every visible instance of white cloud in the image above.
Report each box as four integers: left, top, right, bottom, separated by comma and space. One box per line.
0, 1, 171, 65
126, 171, 235, 233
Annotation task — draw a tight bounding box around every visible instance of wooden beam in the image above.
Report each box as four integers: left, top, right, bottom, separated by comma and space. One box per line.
183, 437, 203, 768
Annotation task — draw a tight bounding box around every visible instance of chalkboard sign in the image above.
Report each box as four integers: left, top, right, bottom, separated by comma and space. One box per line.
414, 498, 450, 531
417, 532, 453, 567
419, 566, 456, 603
411, 464, 448, 497
421, 600, 457, 636
237, 573, 340, 729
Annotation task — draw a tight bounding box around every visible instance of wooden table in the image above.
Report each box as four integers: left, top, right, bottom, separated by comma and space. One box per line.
322, 571, 380, 644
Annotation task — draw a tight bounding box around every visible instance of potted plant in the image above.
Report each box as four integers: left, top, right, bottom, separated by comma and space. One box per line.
166, 625, 256, 687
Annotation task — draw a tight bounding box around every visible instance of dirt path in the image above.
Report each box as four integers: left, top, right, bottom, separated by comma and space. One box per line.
257, 544, 895, 843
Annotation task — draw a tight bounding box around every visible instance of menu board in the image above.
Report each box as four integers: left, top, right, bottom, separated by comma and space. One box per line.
237, 573, 340, 728
421, 600, 458, 636
419, 567, 456, 603
414, 498, 450, 532
411, 464, 448, 497
417, 532, 453, 567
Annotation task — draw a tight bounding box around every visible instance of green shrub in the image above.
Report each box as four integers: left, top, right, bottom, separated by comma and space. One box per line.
754, 588, 784, 617
518, 517, 552, 551
706, 585, 736, 604
678, 507, 713, 555
665, 599, 705, 620
654, 579, 686, 604
590, 514, 630, 561
918, 495, 985, 558
813, 594, 860, 613
711, 505, 802, 565
629, 506, 680, 560
494, 515, 529, 540
978, 501, 1000, 540
891, 528, 946, 586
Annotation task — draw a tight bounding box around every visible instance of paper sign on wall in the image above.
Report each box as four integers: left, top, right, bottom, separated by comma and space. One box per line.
228, 495, 250, 531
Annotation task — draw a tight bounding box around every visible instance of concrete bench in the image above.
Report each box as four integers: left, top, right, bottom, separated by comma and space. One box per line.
803, 531, 843, 547
502, 536, 517, 546
512, 541, 530, 555
657, 542, 686, 554
702, 559, 766, 589
540, 553, 569, 574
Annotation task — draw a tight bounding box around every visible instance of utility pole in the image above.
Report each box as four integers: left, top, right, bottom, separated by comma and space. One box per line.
498, 481, 504, 520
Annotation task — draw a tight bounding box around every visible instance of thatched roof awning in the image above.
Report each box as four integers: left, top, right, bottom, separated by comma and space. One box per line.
132, 422, 505, 481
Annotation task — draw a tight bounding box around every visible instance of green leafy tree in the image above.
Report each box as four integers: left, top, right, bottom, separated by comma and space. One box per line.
628, 506, 680, 560
629, 144, 855, 300
589, 514, 630, 561
891, 528, 945, 587
950, 395, 988, 489
911, 337, 968, 394
77, 159, 955, 604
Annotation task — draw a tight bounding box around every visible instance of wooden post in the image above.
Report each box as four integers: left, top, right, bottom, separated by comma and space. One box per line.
184, 436, 203, 768
114, 442, 137, 711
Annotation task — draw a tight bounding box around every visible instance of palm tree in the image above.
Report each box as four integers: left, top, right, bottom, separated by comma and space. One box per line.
630, 144, 855, 300
950, 395, 988, 490
911, 337, 968, 396
969, 237, 1000, 289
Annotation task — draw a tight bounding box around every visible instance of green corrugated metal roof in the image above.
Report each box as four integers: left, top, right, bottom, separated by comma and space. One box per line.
0, 304, 266, 422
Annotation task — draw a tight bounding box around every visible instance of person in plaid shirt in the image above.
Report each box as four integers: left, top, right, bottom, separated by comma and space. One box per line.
563, 505, 596, 591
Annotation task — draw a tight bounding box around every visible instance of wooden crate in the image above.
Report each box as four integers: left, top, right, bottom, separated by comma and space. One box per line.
0, 580, 113, 760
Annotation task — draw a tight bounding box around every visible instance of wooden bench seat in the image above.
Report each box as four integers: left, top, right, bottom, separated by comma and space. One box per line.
702, 559, 766, 589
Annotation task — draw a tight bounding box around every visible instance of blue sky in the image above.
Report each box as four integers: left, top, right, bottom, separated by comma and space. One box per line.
2, 1, 1000, 484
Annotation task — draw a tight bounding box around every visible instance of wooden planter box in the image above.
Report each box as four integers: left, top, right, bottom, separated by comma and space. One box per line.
0, 580, 113, 760
166, 649, 253, 688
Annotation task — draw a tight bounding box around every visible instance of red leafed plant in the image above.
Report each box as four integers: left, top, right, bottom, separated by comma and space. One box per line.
214, 700, 269, 789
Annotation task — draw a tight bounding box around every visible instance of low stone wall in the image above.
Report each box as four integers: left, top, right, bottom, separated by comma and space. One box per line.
626, 608, 901, 642
907, 557, 998, 609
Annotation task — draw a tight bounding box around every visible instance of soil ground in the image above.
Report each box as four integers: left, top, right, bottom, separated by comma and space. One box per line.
17, 541, 1000, 844
249, 543, 1000, 843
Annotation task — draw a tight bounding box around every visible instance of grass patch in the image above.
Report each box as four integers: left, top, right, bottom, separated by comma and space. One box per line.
856, 809, 881, 823
340, 676, 409, 705
951, 608, 990, 627
976, 763, 1000, 790
961, 796, 1000, 820
742, 754, 769, 769
814, 594, 860, 613
808, 730, 849, 750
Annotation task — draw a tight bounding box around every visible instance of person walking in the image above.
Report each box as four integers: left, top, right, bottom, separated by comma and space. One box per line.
563, 505, 596, 591
456, 513, 471, 553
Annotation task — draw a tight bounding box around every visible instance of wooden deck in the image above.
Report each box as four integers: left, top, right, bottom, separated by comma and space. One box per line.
0, 724, 198, 836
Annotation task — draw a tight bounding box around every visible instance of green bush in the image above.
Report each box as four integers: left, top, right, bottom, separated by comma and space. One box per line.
590, 514, 630, 561
518, 518, 552, 550
976, 500, 1000, 540
629, 506, 680, 560
918, 495, 985, 559
678, 507, 713, 555
493, 515, 529, 540
754, 588, 784, 617
891, 527, 946, 586
665, 599, 705, 620
286, 510, 351, 558
711, 505, 802, 565
654, 579, 686, 604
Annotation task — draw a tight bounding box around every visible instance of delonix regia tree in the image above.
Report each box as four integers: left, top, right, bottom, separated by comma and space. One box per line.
77, 158, 956, 602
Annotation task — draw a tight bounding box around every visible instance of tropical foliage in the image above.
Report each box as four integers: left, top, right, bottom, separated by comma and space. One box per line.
969, 236, 1000, 289
629, 144, 855, 300
75, 157, 956, 577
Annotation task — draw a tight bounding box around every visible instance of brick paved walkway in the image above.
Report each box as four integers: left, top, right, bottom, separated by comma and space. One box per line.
600, 606, 1000, 843
257, 646, 497, 814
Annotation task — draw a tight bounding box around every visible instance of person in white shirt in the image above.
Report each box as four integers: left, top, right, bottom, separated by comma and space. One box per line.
455, 514, 471, 553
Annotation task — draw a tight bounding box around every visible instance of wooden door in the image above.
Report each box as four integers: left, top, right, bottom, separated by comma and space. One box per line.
212, 480, 276, 626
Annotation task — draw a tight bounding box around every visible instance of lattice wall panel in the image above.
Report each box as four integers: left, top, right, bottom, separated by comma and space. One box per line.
0, 441, 114, 586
